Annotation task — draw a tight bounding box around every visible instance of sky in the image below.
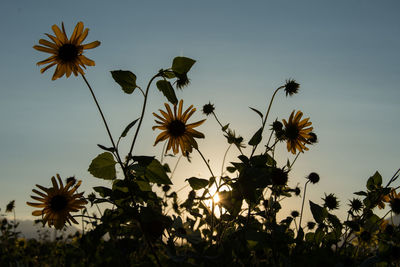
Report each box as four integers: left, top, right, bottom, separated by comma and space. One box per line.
0, 0, 399, 227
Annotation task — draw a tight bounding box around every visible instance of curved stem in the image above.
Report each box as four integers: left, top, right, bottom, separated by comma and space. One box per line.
81, 75, 124, 171
299, 180, 310, 230
127, 72, 162, 163
196, 148, 215, 178
250, 86, 284, 157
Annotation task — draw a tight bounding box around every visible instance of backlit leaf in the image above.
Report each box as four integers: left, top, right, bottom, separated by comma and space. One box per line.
111, 70, 137, 94
88, 152, 117, 180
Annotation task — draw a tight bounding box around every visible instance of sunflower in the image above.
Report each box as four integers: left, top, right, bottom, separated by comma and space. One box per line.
282, 110, 313, 154
27, 174, 87, 229
153, 100, 205, 154
33, 22, 100, 80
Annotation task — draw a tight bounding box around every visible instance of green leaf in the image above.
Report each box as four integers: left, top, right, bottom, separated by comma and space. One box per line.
112, 179, 129, 193
172, 57, 196, 74
156, 80, 178, 105
248, 127, 263, 146
367, 171, 382, 190
186, 177, 209, 190
88, 152, 117, 180
309, 201, 326, 224
97, 144, 115, 153
93, 186, 112, 198
121, 118, 139, 138
249, 107, 263, 118
136, 180, 152, 191
111, 70, 137, 94
145, 159, 172, 185
222, 123, 229, 131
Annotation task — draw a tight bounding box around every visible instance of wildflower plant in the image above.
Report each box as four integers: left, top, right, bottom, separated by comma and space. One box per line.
17, 21, 400, 266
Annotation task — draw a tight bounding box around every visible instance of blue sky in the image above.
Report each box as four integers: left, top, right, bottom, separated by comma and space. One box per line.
0, 0, 399, 224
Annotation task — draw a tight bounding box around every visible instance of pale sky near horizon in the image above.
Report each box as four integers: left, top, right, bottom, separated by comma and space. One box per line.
0, 0, 399, 227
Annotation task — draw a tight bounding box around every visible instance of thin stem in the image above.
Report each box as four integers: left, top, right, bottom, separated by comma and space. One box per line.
385, 168, 400, 188
299, 180, 310, 230
221, 144, 232, 177
170, 155, 183, 180
196, 148, 215, 178
289, 152, 301, 169
127, 72, 162, 163
146, 238, 163, 267
81, 75, 124, 170
250, 86, 284, 157
160, 142, 167, 164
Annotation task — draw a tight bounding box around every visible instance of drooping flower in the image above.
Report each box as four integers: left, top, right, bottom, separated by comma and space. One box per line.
33, 22, 100, 80
27, 174, 87, 229
284, 79, 300, 97
282, 110, 313, 154
153, 100, 205, 155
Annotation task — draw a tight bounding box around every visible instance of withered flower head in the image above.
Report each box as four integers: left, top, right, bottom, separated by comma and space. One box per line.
349, 198, 363, 213
322, 193, 340, 210
175, 73, 190, 89
307, 172, 320, 184
202, 102, 215, 116
284, 79, 300, 97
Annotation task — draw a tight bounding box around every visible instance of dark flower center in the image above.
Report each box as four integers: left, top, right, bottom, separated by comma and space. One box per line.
285, 124, 300, 140
168, 120, 186, 137
58, 44, 79, 62
50, 195, 68, 211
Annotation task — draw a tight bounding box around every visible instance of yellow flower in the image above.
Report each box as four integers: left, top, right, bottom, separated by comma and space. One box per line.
33, 22, 100, 80
378, 189, 400, 209
27, 174, 87, 229
282, 110, 313, 154
153, 100, 205, 154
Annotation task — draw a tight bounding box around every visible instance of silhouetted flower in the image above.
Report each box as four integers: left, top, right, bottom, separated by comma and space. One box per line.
153, 100, 205, 155
175, 73, 190, 89
27, 174, 87, 229
322, 193, 340, 210
282, 110, 313, 154
271, 120, 283, 132
307, 172, 320, 184
65, 176, 77, 186
284, 79, 300, 97
271, 167, 289, 186
307, 221, 316, 230
33, 22, 100, 80
6, 200, 15, 213
349, 198, 363, 213
224, 129, 245, 149
291, 210, 299, 218
308, 132, 318, 144
202, 102, 215, 116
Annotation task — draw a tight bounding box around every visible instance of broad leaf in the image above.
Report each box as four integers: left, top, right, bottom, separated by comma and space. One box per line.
248, 127, 263, 146
309, 201, 326, 224
93, 186, 112, 198
172, 57, 196, 74
156, 80, 178, 105
186, 177, 209, 190
111, 70, 137, 94
145, 159, 172, 184
88, 152, 117, 180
